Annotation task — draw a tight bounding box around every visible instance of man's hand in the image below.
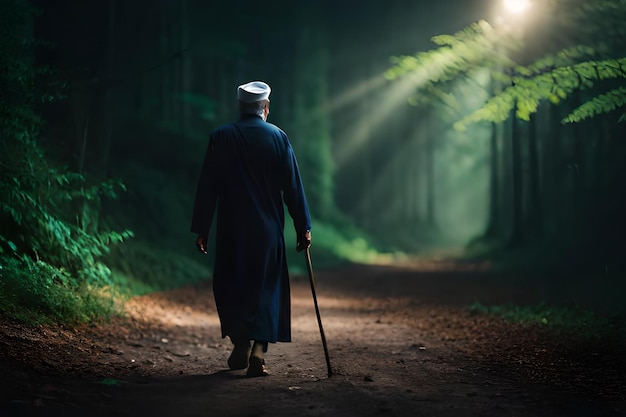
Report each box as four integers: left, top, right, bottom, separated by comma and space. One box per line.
296, 230, 311, 252
196, 235, 208, 254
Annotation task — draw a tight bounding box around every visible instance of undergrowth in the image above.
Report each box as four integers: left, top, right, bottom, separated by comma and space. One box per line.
0, 0, 132, 325
0, 256, 124, 325
105, 240, 211, 295
468, 302, 626, 340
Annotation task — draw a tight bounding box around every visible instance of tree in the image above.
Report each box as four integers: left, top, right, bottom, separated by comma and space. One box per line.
0, 0, 131, 323
385, 0, 626, 270
289, 22, 335, 221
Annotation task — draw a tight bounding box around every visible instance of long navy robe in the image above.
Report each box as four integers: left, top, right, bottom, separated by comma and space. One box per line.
191, 114, 311, 343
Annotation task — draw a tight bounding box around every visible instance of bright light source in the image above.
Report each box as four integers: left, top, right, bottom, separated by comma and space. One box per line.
503, 0, 531, 14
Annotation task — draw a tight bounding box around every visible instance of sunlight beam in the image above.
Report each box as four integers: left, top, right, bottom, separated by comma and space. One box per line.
333, 69, 435, 164
328, 74, 388, 112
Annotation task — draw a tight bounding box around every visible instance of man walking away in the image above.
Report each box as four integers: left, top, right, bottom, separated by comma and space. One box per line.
191, 81, 311, 377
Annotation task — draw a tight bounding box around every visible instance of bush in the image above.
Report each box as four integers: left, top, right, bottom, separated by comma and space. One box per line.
0, 255, 122, 324
0, 0, 132, 324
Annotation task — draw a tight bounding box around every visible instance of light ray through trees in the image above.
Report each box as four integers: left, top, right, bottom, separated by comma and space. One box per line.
331, 70, 437, 165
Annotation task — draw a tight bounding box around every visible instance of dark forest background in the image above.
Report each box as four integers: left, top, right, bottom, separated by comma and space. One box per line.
1, 0, 625, 322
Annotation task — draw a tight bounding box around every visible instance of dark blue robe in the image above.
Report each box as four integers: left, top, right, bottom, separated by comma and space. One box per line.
191, 114, 311, 343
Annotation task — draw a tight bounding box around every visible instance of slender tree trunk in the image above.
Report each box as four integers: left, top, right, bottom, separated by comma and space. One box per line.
527, 113, 542, 240
170, 1, 181, 129
484, 122, 500, 238
425, 111, 435, 227
508, 110, 524, 247
570, 91, 584, 207
402, 120, 416, 227
362, 128, 372, 232
291, 21, 334, 221
180, 0, 191, 131
540, 103, 555, 240
413, 128, 422, 227
160, 2, 171, 123
483, 67, 505, 242
393, 147, 403, 231
101, 0, 116, 175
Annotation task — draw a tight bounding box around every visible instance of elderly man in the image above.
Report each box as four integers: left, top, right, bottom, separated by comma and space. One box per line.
191, 81, 311, 377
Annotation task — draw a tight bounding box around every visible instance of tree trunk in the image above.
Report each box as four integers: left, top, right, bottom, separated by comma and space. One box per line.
425, 111, 436, 228
160, 2, 171, 123
508, 111, 524, 247
180, 0, 191, 131
526, 113, 542, 240
484, 122, 500, 238
101, 0, 116, 175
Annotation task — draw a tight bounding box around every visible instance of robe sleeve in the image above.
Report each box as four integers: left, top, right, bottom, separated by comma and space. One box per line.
282, 142, 311, 236
190, 136, 219, 237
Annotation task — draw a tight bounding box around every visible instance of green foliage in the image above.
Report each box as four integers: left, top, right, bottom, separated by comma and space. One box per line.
386, 1, 626, 128
455, 57, 626, 129
0, 143, 132, 324
0, 138, 133, 286
525, 46, 598, 74
0, 255, 121, 324
565, 86, 626, 123
385, 21, 519, 125
284, 217, 399, 274
385, 21, 503, 85
0, 0, 132, 323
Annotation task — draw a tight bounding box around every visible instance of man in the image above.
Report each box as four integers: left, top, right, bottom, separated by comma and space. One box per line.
191, 81, 311, 377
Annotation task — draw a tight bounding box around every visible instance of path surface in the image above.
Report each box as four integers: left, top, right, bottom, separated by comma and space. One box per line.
1, 263, 625, 416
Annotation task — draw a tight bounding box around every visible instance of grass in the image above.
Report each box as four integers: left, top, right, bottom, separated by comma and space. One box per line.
0, 256, 123, 325
0, 218, 395, 325
468, 301, 626, 340
285, 219, 402, 275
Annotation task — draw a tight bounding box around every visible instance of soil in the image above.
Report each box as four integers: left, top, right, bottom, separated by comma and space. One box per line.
1, 260, 625, 417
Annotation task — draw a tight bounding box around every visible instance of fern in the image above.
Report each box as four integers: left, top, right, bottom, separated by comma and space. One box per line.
385, 0, 626, 127
385, 21, 508, 86
0, 0, 133, 323
564, 86, 626, 123
455, 57, 626, 129
525, 46, 597, 74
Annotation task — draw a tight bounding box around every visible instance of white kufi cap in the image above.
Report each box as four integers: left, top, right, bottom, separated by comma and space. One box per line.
237, 81, 271, 103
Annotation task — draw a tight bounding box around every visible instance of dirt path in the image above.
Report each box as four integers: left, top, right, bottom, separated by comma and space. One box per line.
1, 263, 625, 416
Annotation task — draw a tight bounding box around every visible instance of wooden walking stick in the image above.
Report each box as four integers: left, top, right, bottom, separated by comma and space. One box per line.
304, 247, 333, 377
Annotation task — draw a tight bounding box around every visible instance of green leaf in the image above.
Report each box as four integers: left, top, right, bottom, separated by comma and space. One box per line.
564, 86, 626, 123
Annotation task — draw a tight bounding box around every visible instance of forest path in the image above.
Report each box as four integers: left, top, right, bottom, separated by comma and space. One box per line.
1, 262, 625, 416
